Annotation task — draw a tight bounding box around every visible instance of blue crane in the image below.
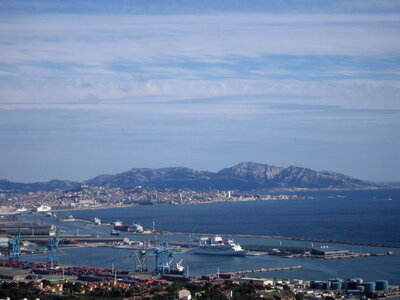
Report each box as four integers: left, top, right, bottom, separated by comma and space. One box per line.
133, 239, 149, 272
153, 243, 185, 275
8, 227, 22, 260
47, 227, 60, 267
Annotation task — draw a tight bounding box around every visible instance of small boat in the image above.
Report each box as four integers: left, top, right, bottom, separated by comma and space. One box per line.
111, 230, 120, 236
16, 207, 28, 213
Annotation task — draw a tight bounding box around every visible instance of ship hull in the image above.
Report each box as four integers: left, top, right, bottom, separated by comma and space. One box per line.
169, 269, 185, 275
113, 225, 130, 232
193, 247, 246, 256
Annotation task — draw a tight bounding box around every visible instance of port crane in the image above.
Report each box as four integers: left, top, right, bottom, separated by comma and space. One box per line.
132, 240, 149, 272
153, 243, 184, 275
153, 243, 174, 274
8, 227, 22, 260
47, 227, 60, 267
128, 241, 184, 274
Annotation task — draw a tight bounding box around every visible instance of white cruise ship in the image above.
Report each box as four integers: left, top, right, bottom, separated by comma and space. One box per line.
36, 205, 52, 212
192, 236, 246, 256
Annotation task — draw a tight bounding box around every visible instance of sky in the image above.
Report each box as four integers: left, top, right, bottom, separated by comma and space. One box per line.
0, 0, 399, 183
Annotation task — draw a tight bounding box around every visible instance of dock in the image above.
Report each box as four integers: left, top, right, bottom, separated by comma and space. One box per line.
243, 244, 311, 252
22, 235, 126, 244
157, 231, 400, 249
213, 265, 303, 277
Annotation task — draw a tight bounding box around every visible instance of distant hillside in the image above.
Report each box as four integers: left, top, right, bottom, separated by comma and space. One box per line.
87, 167, 214, 190
0, 162, 387, 193
380, 181, 400, 187
86, 162, 384, 191
0, 179, 80, 193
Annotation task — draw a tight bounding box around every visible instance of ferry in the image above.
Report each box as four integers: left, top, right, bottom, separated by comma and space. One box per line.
193, 236, 246, 256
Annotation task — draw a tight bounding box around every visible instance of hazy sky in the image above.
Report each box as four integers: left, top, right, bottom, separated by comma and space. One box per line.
1, 0, 399, 182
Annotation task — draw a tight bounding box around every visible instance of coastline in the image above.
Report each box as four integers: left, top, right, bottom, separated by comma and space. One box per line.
50, 187, 400, 212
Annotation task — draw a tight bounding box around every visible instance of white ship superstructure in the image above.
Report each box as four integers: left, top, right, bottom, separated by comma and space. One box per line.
36, 205, 52, 212
133, 223, 144, 233
193, 236, 246, 256
0, 207, 17, 215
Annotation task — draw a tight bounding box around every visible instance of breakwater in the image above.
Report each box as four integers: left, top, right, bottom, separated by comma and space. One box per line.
150, 231, 400, 249
214, 265, 303, 276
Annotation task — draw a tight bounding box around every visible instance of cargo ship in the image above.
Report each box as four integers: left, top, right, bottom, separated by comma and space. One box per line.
169, 259, 185, 275
113, 220, 130, 232
193, 236, 246, 256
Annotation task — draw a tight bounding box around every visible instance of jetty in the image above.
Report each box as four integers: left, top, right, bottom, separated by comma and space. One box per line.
157, 231, 400, 249
213, 265, 303, 277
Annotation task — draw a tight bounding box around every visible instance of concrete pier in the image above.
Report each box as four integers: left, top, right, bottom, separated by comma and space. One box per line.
156, 231, 400, 249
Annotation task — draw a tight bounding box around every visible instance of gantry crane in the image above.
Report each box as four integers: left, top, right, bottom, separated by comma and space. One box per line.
47, 227, 60, 267
153, 243, 175, 274
133, 240, 149, 272
8, 227, 22, 260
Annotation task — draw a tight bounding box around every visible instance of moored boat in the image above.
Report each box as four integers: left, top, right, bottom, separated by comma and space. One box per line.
169, 259, 185, 275
113, 220, 130, 232
193, 236, 246, 256
111, 230, 120, 236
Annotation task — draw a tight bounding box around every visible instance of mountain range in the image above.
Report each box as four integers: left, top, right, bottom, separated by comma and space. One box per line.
0, 162, 387, 193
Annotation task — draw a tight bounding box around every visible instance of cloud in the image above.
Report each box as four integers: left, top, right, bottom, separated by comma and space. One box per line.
1, 13, 400, 64
0, 12, 399, 111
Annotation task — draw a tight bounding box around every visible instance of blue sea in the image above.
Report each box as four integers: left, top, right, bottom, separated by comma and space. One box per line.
28, 189, 400, 284
69, 189, 400, 244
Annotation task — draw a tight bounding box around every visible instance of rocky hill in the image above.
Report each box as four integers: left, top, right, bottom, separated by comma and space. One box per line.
86, 162, 382, 191
0, 179, 80, 193
1, 162, 386, 193
87, 167, 214, 190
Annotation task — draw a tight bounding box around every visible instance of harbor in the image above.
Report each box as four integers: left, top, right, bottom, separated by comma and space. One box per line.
0, 208, 398, 283
0, 191, 399, 299
1, 0, 400, 297
0, 190, 399, 294
153, 231, 400, 249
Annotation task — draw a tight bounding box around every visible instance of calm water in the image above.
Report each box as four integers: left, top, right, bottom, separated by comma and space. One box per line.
30, 189, 400, 284
69, 189, 400, 244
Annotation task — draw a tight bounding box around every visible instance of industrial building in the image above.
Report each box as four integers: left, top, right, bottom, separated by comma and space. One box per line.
0, 267, 28, 280
0, 235, 8, 247
0, 224, 54, 236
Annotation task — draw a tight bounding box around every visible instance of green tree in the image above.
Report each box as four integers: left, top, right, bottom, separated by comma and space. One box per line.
42, 279, 51, 287
295, 292, 304, 300
111, 287, 124, 297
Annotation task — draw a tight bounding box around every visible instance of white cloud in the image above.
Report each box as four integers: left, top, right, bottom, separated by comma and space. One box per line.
0, 12, 399, 111
1, 13, 400, 64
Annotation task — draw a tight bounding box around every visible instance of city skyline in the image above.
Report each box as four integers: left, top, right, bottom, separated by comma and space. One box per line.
0, 0, 399, 182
